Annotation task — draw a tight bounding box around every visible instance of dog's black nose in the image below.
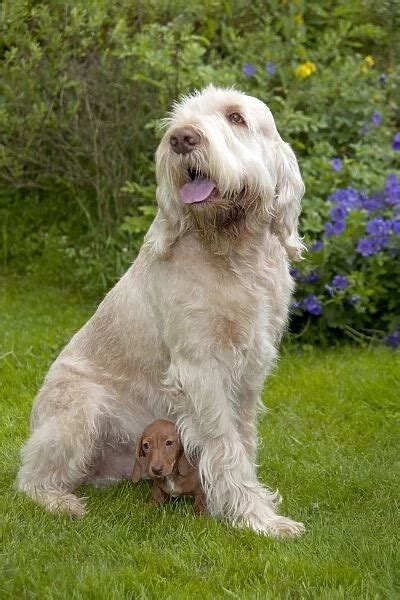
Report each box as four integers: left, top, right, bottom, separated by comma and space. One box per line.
170, 127, 200, 155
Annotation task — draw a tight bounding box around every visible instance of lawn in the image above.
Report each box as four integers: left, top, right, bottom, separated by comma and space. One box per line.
0, 277, 399, 599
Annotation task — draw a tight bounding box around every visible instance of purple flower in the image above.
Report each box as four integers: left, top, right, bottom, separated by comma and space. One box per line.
266, 62, 276, 75
391, 219, 400, 234
366, 217, 391, 236
371, 111, 382, 126
357, 237, 376, 256
324, 223, 335, 237
348, 295, 361, 305
324, 220, 346, 237
289, 268, 299, 279
243, 63, 256, 76
357, 235, 388, 256
361, 192, 384, 212
311, 241, 324, 251
344, 187, 360, 208
385, 173, 398, 188
329, 187, 360, 210
331, 157, 342, 172
329, 205, 347, 221
384, 329, 400, 349
332, 275, 349, 290
392, 132, 400, 151
385, 173, 400, 205
304, 270, 320, 283
303, 294, 322, 316
374, 235, 389, 251
379, 73, 386, 84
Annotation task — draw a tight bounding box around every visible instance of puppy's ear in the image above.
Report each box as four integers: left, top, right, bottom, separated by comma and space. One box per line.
132, 436, 146, 483
270, 139, 305, 261
177, 453, 194, 477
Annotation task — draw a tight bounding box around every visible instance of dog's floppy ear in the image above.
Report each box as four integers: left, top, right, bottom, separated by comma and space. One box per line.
177, 453, 194, 477
132, 436, 146, 483
270, 138, 305, 261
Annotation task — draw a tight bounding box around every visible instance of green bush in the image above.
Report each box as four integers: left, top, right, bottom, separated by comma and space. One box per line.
0, 0, 399, 341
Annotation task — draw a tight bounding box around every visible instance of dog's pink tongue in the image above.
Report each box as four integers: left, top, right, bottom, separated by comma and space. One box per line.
179, 177, 217, 204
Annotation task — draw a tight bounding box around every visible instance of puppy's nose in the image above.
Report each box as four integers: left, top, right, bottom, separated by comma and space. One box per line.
151, 465, 163, 476
169, 127, 200, 155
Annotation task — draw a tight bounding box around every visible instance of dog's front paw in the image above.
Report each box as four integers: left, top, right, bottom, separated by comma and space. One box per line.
266, 516, 305, 538
240, 512, 305, 538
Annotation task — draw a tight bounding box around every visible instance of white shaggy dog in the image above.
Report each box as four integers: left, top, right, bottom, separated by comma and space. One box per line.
17, 85, 305, 536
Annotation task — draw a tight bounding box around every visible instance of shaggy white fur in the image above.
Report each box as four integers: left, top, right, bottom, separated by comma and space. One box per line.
17, 85, 305, 536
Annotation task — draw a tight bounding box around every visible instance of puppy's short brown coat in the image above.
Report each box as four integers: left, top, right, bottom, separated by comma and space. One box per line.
132, 419, 206, 515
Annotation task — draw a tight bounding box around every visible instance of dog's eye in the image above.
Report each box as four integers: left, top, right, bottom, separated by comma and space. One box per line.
165, 440, 174, 446
142, 442, 150, 451
228, 112, 245, 125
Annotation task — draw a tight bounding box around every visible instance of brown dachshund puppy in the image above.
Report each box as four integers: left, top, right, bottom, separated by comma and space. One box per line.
132, 419, 206, 515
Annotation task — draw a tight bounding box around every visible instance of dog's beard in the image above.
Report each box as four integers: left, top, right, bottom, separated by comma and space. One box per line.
189, 190, 244, 229
187, 188, 263, 253
166, 157, 266, 252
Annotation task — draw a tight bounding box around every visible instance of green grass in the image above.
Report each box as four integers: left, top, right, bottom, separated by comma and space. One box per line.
1, 276, 399, 599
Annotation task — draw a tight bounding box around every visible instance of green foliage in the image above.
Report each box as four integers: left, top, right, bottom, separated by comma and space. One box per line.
0, 0, 399, 335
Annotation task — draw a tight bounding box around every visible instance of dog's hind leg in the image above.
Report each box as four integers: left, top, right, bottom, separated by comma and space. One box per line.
16, 381, 118, 517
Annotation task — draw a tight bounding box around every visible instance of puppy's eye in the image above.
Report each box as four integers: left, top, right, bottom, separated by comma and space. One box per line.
165, 440, 174, 447
142, 442, 150, 451
228, 112, 245, 125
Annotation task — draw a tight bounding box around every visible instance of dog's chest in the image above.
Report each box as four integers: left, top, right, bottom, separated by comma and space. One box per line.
211, 264, 270, 351
162, 476, 180, 497
165, 235, 278, 357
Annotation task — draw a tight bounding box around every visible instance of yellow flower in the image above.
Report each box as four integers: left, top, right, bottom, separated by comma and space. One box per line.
307, 60, 317, 74
295, 61, 317, 79
361, 55, 375, 73
296, 64, 311, 78
294, 14, 304, 24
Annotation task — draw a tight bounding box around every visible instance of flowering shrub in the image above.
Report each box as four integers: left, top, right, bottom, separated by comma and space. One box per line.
0, 0, 399, 346
290, 173, 400, 345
